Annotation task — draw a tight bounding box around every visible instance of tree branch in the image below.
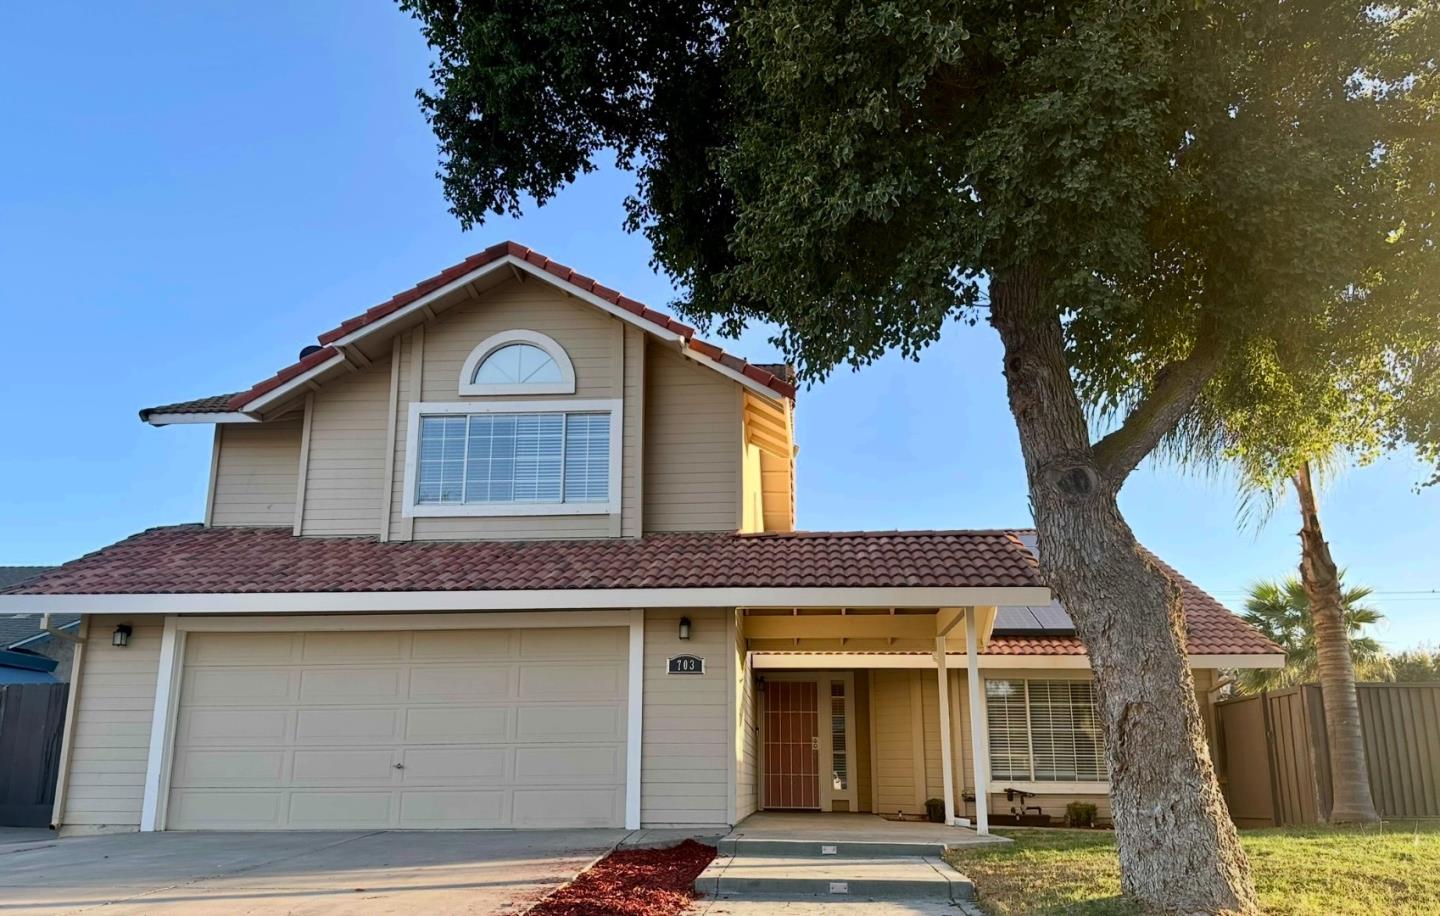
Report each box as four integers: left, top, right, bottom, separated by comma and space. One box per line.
1091, 323, 1226, 482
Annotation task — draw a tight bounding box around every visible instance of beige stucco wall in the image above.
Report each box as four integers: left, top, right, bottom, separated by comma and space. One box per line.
59, 614, 162, 830
208, 421, 301, 527
641, 607, 733, 826
643, 342, 741, 533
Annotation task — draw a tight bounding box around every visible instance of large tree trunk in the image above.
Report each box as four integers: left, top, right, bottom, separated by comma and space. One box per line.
1292, 462, 1381, 825
990, 267, 1257, 915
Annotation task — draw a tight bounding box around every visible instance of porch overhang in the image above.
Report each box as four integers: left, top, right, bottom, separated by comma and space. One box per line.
749, 651, 1287, 670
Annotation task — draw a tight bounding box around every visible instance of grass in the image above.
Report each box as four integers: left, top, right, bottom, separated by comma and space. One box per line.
944, 820, 1440, 916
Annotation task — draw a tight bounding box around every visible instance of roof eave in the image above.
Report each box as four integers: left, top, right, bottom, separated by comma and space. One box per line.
0, 585, 1053, 615
231, 252, 790, 415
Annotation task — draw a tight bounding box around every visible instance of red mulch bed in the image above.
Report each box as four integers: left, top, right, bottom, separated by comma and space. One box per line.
528, 840, 718, 916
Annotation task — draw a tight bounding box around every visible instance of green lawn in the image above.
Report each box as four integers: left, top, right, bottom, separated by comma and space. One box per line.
944, 821, 1440, 916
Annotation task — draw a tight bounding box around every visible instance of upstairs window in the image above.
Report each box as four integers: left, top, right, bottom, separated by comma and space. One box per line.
402, 400, 620, 517
458, 330, 576, 395
987, 678, 1108, 783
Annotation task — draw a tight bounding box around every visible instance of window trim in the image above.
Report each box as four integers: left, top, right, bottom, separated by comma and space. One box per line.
400, 399, 622, 518
458, 330, 576, 396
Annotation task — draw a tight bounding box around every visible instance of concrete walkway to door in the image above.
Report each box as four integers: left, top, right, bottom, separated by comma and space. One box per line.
0, 828, 630, 914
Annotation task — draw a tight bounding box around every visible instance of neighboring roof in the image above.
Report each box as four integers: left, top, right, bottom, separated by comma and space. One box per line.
0, 613, 78, 649
0, 567, 54, 590
1, 526, 1043, 596
987, 531, 1279, 656
142, 241, 798, 421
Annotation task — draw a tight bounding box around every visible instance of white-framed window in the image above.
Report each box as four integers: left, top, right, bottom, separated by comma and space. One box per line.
458, 330, 576, 396
400, 399, 621, 517
986, 678, 1108, 783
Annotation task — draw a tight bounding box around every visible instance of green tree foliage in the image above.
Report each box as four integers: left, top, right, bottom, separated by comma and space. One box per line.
1385, 645, 1440, 682
1237, 575, 1390, 692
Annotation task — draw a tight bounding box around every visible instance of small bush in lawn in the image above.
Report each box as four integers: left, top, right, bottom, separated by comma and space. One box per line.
1065, 802, 1098, 828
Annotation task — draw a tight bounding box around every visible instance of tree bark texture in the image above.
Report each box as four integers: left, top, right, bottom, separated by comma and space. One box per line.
990, 267, 1258, 915
1292, 462, 1381, 825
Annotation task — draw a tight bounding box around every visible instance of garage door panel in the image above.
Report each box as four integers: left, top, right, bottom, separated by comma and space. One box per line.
400, 790, 506, 827
514, 745, 622, 782
516, 705, 624, 741
292, 749, 396, 783
183, 667, 298, 705
400, 747, 508, 783
185, 632, 298, 666
408, 665, 512, 701
406, 706, 510, 743
518, 664, 624, 700
288, 791, 393, 827
512, 788, 622, 826
169, 790, 285, 829
519, 627, 625, 658
178, 708, 291, 745
301, 631, 406, 662
296, 708, 401, 744
411, 629, 513, 659
171, 749, 287, 786
299, 667, 404, 703
167, 625, 627, 830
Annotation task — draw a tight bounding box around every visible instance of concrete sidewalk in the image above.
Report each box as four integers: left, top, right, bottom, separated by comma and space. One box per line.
0, 828, 628, 914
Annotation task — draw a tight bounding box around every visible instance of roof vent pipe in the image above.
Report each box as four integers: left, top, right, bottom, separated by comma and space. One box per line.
298, 344, 324, 360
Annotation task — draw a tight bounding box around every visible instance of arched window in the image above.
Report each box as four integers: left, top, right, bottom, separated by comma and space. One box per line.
458, 330, 576, 395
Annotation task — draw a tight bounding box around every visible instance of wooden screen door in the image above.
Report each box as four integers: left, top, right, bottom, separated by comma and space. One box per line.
763, 680, 820, 809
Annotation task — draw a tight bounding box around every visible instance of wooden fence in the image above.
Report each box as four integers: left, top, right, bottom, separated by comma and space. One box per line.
1215, 682, 1440, 826
0, 682, 69, 827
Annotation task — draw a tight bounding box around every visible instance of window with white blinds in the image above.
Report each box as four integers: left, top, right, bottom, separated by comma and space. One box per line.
986, 679, 1108, 783
415, 410, 611, 507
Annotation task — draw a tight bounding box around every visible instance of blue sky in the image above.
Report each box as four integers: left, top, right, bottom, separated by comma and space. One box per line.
1, 3, 1435, 649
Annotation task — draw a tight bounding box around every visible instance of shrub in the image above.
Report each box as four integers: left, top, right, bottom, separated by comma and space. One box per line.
924, 798, 946, 823
1065, 802, 1098, 828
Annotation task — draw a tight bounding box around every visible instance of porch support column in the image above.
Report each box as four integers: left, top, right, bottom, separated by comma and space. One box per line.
935, 636, 956, 826
965, 609, 990, 836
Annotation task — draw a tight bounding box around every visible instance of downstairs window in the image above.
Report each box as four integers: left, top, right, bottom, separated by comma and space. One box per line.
986, 678, 1108, 783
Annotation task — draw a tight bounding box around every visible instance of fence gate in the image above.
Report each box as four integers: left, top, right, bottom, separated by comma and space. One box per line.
0, 683, 69, 827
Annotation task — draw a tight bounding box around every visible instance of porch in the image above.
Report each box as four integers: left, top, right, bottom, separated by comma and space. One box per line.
722, 811, 1006, 851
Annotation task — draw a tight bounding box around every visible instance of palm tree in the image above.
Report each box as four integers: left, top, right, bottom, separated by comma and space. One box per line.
1235, 459, 1383, 825
1238, 575, 1390, 692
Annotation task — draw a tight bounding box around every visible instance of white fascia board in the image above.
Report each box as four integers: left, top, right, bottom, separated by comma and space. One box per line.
236, 351, 349, 415
750, 650, 1278, 670
0, 585, 1051, 615
144, 412, 260, 427
677, 345, 789, 404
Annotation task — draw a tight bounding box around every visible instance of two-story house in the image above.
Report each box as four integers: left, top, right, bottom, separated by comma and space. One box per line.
0, 242, 1281, 836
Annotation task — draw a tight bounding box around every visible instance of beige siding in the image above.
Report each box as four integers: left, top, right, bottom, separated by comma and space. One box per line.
383, 279, 643, 541
209, 421, 301, 527
644, 342, 741, 532
60, 615, 163, 830
871, 669, 924, 815
642, 607, 731, 826
854, 672, 874, 812
735, 612, 758, 820
300, 359, 391, 536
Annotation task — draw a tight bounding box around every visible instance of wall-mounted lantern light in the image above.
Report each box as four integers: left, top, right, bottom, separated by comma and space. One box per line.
112, 624, 132, 647
678, 616, 692, 640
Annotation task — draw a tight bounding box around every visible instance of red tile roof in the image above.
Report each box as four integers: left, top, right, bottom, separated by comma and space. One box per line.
985, 537, 1280, 656
2, 526, 1042, 596
217, 241, 796, 413
138, 393, 244, 421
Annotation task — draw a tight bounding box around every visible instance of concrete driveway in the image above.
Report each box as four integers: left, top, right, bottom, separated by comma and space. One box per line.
0, 828, 629, 914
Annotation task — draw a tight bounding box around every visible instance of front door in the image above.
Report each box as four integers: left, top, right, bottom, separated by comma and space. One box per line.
763, 680, 819, 809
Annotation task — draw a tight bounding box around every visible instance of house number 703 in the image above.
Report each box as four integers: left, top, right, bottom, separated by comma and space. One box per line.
666, 654, 705, 675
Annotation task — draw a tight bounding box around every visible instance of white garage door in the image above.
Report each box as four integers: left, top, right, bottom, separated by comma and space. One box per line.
165, 626, 628, 830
